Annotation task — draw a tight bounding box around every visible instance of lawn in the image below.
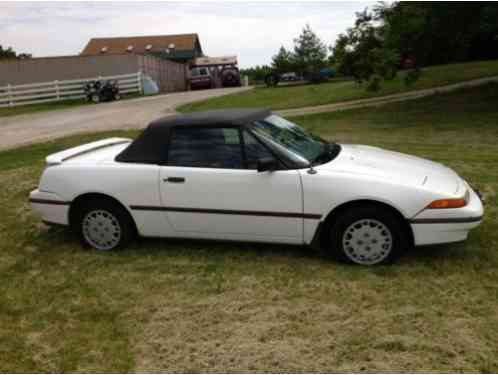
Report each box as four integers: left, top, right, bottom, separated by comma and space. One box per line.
178, 60, 498, 112
1, 84, 497, 372
0, 93, 144, 118
0, 99, 91, 118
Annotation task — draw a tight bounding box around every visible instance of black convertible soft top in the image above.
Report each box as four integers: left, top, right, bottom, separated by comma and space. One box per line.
115, 108, 271, 164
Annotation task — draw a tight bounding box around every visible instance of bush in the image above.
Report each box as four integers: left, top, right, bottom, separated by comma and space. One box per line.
404, 69, 422, 86
366, 74, 382, 91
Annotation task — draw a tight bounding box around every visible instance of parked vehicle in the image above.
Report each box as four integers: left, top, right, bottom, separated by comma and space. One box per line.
189, 67, 213, 90
265, 68, 336, 87
189, 56, 241, 89
30, 109, 484, 265
83, 80, 121, 103
280, 72, 300, 82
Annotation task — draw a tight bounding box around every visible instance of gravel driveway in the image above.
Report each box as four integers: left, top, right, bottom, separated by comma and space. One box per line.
0, 87, 251, 151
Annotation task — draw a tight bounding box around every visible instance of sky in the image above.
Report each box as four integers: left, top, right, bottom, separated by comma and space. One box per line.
1, 1, 374, 68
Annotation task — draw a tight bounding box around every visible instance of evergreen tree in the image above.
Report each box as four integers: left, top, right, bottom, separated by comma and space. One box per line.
271, 46, 293, 73
292, 24, 328, 73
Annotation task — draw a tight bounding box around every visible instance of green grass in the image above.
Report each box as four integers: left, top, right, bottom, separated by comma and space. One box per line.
0, 99, 90, 118
0, 93, 144, 118
1, 84, 498, 372
179, 60, 498, 112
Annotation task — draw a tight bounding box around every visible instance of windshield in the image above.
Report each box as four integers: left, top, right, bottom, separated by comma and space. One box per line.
250, 115, 337, 166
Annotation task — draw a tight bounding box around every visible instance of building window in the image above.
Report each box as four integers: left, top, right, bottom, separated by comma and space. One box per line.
100, 47, 108, 53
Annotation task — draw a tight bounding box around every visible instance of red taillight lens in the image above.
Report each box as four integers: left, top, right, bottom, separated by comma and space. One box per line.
427, 198, 467, 209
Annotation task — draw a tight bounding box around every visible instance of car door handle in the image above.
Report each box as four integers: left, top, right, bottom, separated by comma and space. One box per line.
164, 177, 185, 183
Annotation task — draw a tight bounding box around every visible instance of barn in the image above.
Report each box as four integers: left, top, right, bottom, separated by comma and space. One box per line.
0, 33, 204, 94
80, 33, 204, 63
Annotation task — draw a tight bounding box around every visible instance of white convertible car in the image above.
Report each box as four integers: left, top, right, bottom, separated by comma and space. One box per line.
30, 109, 484, 265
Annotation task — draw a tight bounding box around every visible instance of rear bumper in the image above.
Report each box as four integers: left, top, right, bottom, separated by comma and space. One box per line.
29, 189, 70, 226
409, 185, 484, 246
190, 79, 212, 90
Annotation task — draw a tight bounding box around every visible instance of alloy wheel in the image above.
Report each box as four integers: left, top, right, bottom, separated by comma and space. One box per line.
82, 209, 122, 250
342, 219, 393, 265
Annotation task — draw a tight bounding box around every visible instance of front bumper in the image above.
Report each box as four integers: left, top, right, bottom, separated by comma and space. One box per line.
409, 184, 484, 246
29, 189, 70, 226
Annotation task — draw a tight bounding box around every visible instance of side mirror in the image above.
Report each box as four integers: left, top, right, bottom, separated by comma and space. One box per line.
257, 157, 277, 172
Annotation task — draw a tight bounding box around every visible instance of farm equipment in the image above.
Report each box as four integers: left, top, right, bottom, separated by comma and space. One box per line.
84, 80, 121, 103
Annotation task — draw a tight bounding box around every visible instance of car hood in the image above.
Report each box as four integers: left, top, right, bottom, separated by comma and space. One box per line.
316, 144, 463, 196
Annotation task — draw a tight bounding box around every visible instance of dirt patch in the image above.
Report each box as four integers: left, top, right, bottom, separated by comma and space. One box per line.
0, 87, 252, 151
132, 277, 497, 373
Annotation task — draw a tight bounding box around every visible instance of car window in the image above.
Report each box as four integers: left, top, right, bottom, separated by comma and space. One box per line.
242, 130, 274, 169
251, 115, 324, 165
168, 127, 243, 169
191, 68, 208, 77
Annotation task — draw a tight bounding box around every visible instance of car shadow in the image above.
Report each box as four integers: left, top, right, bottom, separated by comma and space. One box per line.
42, 225, 474, 266
42, 224, 318, 259
401, 242, 472, 264
134, 235, 321, 260
131, 236, 477, 265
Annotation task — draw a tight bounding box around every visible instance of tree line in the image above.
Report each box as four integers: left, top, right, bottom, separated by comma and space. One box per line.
241, 24, 328, 84
0, 45, 32, 60
242, 2, 498, 88
3, 2, 498, 88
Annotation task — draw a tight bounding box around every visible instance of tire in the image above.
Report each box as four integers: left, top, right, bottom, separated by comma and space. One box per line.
221, 69, 239, 87
91, 93, 100, 103
72, 198, 135, 251
114, 93, 121, 101
326, 205, 409, 265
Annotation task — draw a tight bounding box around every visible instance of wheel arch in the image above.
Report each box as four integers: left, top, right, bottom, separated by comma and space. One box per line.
68, 192, 137, 233
314, 199, 414, 250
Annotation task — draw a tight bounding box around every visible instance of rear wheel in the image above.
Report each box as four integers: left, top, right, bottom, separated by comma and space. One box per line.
91, 93, 100, 103
73, 198, 135, 250
327, 205, 409, 265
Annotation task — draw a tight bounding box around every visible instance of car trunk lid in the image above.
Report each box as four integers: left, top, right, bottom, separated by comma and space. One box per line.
45, 138, 132, 166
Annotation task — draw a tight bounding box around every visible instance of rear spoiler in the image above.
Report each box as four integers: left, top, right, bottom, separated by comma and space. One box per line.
46, 138, 131, 166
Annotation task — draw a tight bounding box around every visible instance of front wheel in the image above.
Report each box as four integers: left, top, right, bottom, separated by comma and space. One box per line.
73, 199, 135, 251
327, 205, 409, 265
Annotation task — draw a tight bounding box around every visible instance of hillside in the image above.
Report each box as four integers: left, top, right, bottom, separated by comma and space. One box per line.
178, 60, 498, 112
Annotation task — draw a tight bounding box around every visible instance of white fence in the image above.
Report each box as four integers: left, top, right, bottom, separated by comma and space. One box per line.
0, 72, 143, 108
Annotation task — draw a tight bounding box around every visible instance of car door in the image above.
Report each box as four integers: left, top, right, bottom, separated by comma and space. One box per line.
159, 125, 304, 244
